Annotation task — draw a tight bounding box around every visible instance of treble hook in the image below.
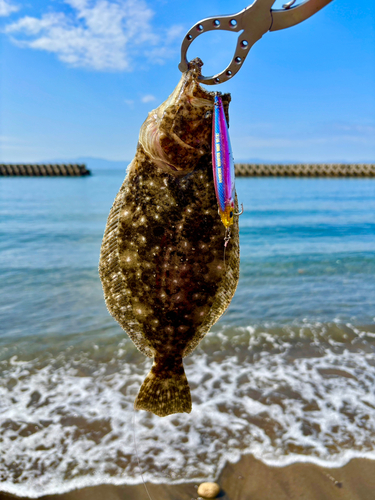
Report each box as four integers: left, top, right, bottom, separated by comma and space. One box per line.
224, 228, 231, 248
234, 203, 244, 216
282, 0, 297, 9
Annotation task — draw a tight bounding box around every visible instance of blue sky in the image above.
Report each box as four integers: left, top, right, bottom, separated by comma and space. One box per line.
0, 0, 374, 164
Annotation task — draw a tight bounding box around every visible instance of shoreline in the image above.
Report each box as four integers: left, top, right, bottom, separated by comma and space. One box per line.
1, 455, 375, 500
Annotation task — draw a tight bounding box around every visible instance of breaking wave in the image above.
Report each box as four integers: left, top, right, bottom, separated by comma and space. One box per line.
1, 321, 375, 498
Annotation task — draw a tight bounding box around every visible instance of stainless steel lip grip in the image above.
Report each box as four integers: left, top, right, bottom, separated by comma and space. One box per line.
178, 0, 334, 85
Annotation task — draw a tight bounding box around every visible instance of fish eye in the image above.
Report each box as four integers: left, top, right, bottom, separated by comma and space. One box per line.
205, 111, 212, 119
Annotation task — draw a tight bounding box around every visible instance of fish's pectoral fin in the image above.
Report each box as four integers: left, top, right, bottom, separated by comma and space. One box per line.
134, 355, 192, 417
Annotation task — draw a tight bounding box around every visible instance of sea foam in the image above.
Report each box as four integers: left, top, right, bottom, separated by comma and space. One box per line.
1, 322, 375, 497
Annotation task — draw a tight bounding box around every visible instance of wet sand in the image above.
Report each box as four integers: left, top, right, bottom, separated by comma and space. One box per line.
1, 455, 374, 500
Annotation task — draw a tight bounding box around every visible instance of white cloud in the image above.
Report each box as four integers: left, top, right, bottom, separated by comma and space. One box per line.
0, 135, 27, 155
0, 0, 19, 17
141, 94, 155, 103
236, 133, 375, 150
4, 0, 183, 71
330, 123, 375, 134
0, 135, 22, 143
233, 119, 375, 151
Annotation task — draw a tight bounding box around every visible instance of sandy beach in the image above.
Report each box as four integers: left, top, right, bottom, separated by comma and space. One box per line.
1, 455, 375, 500
1, 174, 375, 499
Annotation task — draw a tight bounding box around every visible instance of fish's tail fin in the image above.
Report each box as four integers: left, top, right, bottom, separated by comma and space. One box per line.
134, 355, 192, 417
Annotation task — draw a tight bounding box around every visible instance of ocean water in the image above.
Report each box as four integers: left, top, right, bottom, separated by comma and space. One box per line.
0, 171, 375, 497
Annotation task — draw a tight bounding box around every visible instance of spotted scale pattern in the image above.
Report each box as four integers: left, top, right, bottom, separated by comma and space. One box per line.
99, 60, 240, 416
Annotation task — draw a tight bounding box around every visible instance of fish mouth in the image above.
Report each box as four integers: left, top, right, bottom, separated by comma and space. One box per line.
138, 58, 231, 176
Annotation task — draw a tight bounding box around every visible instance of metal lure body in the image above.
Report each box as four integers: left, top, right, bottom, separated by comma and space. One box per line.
212, 93, 235, 229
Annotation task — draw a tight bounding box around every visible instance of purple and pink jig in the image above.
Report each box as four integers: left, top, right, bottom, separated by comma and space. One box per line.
212, 92, 243, 247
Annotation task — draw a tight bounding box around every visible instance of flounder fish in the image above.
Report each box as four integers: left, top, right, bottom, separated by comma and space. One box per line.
99, 58, 240, 417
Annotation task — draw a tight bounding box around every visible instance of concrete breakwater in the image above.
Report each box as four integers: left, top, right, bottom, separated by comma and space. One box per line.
234, 163, 375, 177
0, 164, 91, 176
1, 163, 374, 177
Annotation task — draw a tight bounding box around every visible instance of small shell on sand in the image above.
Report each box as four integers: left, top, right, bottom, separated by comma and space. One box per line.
197, 482, 220, 498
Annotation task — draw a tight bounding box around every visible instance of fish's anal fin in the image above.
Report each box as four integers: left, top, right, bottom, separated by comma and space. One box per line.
134, 355, 192, 417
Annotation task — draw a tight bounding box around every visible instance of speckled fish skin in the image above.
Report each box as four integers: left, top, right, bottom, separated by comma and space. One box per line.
99, 59, 240, 417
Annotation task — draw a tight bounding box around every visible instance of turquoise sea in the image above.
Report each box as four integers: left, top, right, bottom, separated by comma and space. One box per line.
1, 170, 375, 497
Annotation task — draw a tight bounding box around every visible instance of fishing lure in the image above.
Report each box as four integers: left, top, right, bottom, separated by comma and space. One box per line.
212, 92, 242, 245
